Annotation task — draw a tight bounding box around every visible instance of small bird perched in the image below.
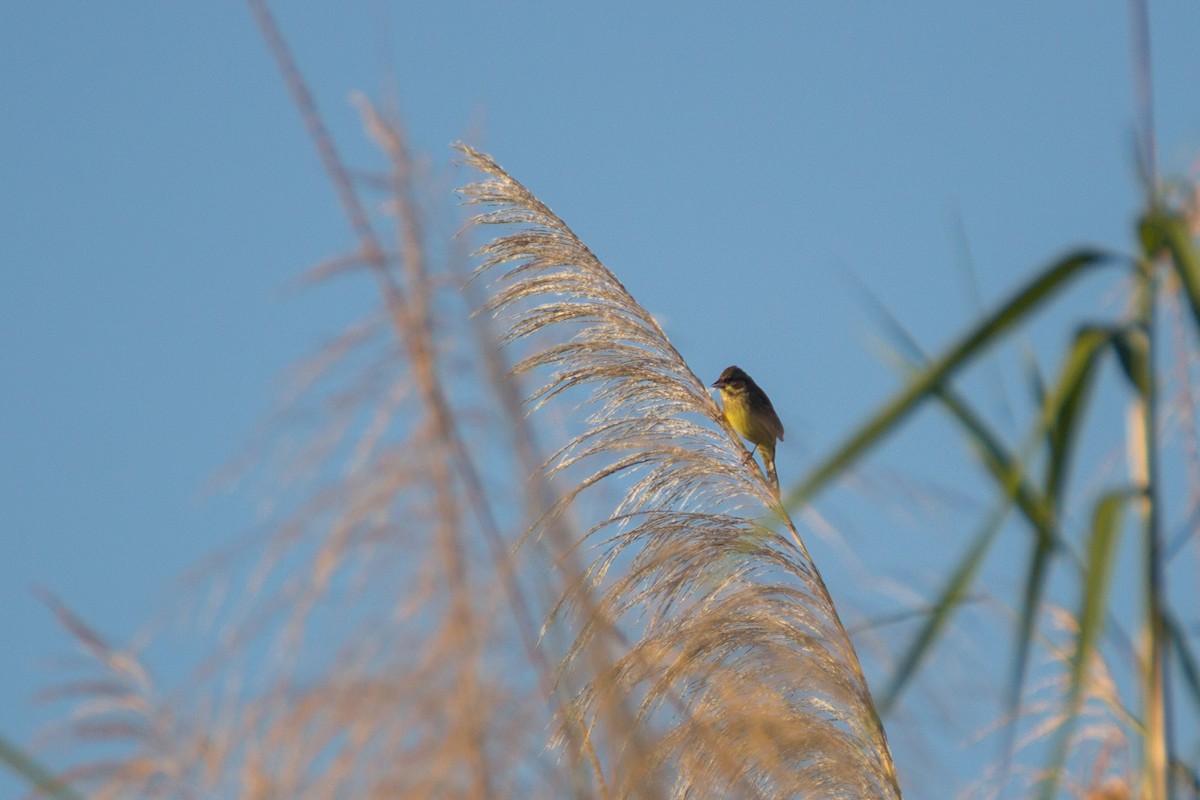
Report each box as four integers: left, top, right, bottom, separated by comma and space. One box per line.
711, 365, 785, 493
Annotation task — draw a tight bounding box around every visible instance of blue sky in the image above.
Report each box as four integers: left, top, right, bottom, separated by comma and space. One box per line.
3, 3, 1200, 796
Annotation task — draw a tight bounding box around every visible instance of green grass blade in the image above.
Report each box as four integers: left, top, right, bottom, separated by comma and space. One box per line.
972, 322, 1119, 782
1010, 323, 1125, 734
852, 286, 1072, 720
857, 292, 1057, 541
1015, 344, 1058, 462
1038, 490, 1131, 800
1145, 212, 1200, 334
1008, 534, 1052, 708
937, 383, 1058, 768
1112, 325, 1152, 397
933, 384, 1059, 743
1042, 325, 1116, 503
783, 248, 1118, 512
878, 502, 1007, 715
935, 387, 1055, 539
0, 733, 83, 800
1008, 325, 1116, 733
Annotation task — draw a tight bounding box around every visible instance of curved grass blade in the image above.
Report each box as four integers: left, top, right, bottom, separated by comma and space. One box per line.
1038, 489, 1132, 800
1005, 322, 1147, 794
943, 382, 1056, 749
878, 503, 1005, 715
1113, 325, 1152, 397
783, 249, 1120, 512
856, 296, 1060, 717
1007, 325, 1116, 714
1144, 212, 1200, 334
858, 285, 1057, 542
1042, 326, 1118, 503
871, 370, 1053, 720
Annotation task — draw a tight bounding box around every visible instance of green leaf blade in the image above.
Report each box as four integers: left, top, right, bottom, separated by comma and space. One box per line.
1038, 490, 1131, 800
784, 248, 1119, 512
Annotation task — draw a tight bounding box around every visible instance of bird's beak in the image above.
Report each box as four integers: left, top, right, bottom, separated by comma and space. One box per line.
710, 379, 724, 389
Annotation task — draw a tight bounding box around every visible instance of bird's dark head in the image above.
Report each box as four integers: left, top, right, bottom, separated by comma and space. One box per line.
711, 365, 750, 390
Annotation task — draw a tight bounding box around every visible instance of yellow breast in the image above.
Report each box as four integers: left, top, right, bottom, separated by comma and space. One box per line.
721, 390, 777, 452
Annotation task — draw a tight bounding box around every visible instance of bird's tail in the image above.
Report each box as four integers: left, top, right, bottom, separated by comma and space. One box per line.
763, 447, 780, 498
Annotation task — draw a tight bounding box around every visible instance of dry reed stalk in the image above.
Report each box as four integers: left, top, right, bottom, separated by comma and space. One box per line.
36, 8, 565, 797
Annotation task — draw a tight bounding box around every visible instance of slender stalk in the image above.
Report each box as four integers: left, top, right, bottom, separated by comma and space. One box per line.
1132, 253, 1169, 800
1129, 0, 1158, 193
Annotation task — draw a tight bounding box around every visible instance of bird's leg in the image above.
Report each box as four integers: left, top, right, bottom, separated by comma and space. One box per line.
741, 443, 768, 481
740, 444, 760, 470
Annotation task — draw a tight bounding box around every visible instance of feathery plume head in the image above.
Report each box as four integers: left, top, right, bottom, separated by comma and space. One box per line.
458, 143, 901, 799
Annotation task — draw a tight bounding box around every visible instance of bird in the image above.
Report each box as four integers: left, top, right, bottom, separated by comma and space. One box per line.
711, 365, 785, 493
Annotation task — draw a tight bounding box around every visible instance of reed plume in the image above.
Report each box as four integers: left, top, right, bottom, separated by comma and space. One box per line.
459, 144, 902, 799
